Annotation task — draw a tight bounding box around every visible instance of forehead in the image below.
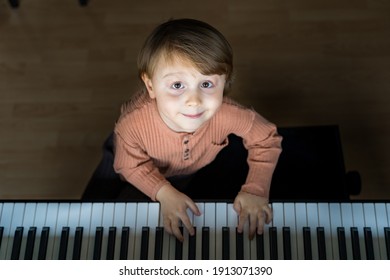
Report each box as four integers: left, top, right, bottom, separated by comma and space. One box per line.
153, 54, 202, 77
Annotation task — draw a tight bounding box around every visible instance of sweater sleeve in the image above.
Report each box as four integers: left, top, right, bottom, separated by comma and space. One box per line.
240, 111, 282, 198
113, 131, 170, 201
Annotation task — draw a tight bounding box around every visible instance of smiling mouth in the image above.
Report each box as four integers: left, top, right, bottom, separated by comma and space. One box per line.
182, 112, 204, 119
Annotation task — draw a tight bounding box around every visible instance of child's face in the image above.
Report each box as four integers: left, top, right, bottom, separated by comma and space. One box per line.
142, 57, 225, 133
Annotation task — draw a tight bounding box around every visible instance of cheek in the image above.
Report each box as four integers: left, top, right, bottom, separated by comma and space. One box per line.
207, 93, 223, 109
159, 98, 181, 113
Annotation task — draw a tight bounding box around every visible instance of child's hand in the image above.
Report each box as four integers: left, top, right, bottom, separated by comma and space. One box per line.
155, 184, 201, 242
233, 191, 273, 240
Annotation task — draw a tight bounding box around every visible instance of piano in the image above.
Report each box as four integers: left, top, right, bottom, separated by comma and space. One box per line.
0, 201, 389, 260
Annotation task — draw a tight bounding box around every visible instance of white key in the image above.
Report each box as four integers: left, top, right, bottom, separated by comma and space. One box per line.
160, 203, 176, 260
134, 203, 148, 259
32, 203, 48, 260
194, 202, 204, 260
66, 203, 82, 260
243, 211, 251, 260
249, 218, 257, 260
263, 206, 271, 260
0, 203, 15, 259
227, 203, 237, 260
181, 207, 194, 260
147, 203, 160, 260
283, 203, 297, 260
306, 203, 319, 260
294, 203, 307, 260
364, 203, 380, 259
215, 203, 227, 260
112, 203, 126, 260
271, 203, 284, 260
204, 203, 216, 260
5, 203, 25, 260
78, 203, 93, 260
167, 231, 176, 260
340, 203, 353, 259
329, 203, 342, 260
374, 203, 388, 259
317, 203, 333, 259
100, 203, 115, 260
52, 203, 70, 259
387, 203, 390, 225
351, 203, 366, 259
124, 203, 137, 260
86, 203, 104, 259
43, 202, 59, 260
158, 204, 171, 260
20, 203, 37, 260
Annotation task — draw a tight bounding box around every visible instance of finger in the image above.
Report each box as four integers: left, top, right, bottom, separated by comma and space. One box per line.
233, 199, 242, 214
257, 211, 266, 235
163, 218, 173, 236
263, 205, 273, 224
180, 212, 195, 236
237, 210, 248, 233
186, 199, 201, 216
171, 222, 184, 242
248, 213, 257, 240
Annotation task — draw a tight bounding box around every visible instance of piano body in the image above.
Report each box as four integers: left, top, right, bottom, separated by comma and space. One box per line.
0, 201, 389, 260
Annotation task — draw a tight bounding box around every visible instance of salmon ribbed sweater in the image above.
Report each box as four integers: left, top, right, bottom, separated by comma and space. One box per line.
113, 93, 282, 201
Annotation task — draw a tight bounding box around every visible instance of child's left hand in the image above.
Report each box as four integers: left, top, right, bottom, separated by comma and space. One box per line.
233, 191, 273, 240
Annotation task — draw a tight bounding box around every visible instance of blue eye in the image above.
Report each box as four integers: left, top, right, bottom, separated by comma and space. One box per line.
172, 82, 184, 89
201, 81, 214, 88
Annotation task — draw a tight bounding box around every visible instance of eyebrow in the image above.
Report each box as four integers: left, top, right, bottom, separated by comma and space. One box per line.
162, 72, 219, 79
162, 72, 185, 78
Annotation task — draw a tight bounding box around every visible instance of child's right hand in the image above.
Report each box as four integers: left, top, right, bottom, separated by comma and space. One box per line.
155, 184, 201, 242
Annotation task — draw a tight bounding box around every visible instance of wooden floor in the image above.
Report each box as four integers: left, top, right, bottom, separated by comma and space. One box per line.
1, 0, 389, 200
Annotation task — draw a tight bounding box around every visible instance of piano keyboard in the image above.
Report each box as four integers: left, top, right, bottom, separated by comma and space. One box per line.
0, 202, 389, 260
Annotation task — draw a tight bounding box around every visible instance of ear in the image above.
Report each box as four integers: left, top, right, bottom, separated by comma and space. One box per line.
141, 73, 156, 99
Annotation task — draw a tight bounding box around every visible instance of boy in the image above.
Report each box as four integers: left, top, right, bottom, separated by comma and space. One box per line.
113, 18, 282, 241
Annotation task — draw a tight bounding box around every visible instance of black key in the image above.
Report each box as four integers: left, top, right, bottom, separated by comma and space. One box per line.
24, 227, 37, 260
337, 227, 347, 260
256, 232, 264, 260
385, 227, 390, 260
154, 227, 164, 260
201, 227, 209, 260
93, 227, 104, 260
11, 227, 24, 260
350, 227, 361, 260
236, 228, 244, 260
106, 227, 116, 260
222, 227, 230, 260
317, 227, 327, 260
72, 227, 83, 260
283, 227, 292, 260
38, 227, 50, 260
0, 227, 3, 251
140, 227, 149, 260
58, 227, 70, 260
269, 227, 278, 260
188, 227, 196, 260
364, 227, 375, 260
120, 227, 130, 260
175, 227, 183, 260
303, 227, 312, 260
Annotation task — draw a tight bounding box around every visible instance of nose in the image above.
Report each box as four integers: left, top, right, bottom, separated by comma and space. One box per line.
185, 90, 202, 107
